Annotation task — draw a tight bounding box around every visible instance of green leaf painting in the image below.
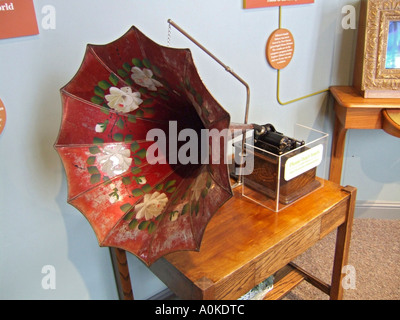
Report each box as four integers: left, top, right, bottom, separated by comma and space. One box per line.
84, 56, 180, 236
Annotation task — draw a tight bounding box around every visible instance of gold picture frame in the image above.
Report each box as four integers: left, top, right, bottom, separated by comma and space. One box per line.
353, 0, 400, 98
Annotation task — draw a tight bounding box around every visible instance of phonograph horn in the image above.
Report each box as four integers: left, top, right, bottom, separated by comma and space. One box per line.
54, 20, 253, 266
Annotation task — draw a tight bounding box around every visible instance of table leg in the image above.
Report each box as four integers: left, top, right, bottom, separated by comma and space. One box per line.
329, 186, 356, 300
110, 248, 134, 300
329, 114, 348, 184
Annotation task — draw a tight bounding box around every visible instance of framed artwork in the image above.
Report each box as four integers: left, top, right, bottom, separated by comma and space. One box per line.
244, 0, 314, 9
353, 0, 400, 98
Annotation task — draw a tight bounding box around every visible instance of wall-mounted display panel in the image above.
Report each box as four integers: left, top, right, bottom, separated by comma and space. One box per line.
244, 0, 314, 9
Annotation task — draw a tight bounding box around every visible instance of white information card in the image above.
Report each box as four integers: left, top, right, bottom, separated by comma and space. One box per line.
284, 144, 323, 181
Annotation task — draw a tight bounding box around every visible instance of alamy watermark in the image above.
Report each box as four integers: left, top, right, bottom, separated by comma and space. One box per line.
342, 265, 356, 290
41, 5, 56, 30
41, 265, 56, 290
37, 4, 356, 32
145, 121, 254, 175
40, 263, 355, 292
342, 5, 357, 30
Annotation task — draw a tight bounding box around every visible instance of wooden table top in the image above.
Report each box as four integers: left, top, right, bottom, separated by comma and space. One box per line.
162, 179, 350, 289
330, 86, 400, 109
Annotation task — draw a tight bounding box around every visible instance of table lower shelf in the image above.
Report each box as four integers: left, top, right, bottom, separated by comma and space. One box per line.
149, 262, 332, 300
264, 263, 330, 300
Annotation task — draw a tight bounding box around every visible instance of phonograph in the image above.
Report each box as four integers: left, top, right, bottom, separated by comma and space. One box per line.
54, 20, 325, 269
230, 122, 324, 209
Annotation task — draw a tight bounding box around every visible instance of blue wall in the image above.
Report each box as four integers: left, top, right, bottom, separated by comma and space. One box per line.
0, 0, 398, 299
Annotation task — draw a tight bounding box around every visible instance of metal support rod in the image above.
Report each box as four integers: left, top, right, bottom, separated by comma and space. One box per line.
167, 19, 250, 123
167, 19, 250, 186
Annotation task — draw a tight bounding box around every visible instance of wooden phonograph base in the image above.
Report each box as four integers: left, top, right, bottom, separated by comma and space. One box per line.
231, 147, 321, 205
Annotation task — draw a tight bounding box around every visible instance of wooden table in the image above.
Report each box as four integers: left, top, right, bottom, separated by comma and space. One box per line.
329, 86, 400, 184
148, 179, 356, 300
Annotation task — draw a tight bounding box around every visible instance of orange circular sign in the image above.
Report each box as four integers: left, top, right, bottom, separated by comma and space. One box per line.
266, 28, 295, 70
0, 98, 6, 135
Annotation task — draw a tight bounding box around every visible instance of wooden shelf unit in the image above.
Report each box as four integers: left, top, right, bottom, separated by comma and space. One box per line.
329, 86, 400, 184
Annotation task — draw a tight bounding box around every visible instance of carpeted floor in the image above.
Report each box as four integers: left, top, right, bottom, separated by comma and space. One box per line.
284, 218, 400, 300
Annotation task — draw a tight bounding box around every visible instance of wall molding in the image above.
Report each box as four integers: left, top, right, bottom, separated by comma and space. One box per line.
355, 200, 400, 219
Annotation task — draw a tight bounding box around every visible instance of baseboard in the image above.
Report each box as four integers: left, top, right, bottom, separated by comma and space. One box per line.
148, 288, 176, 300
355, 201, 400, 220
